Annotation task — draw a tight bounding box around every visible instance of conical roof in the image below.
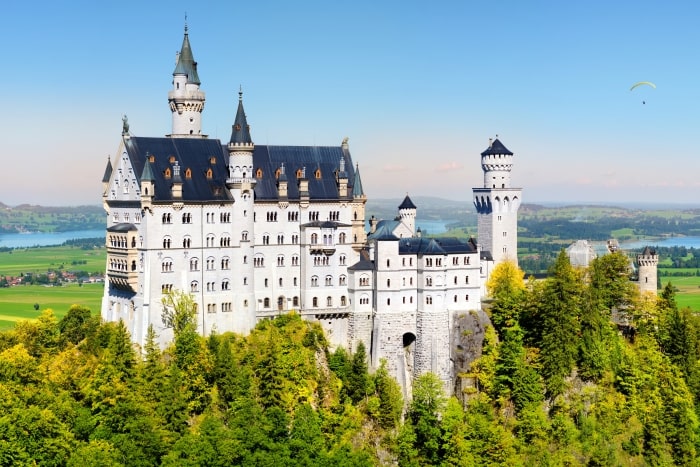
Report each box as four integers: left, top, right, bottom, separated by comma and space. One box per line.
173, 25, 201, 85
399, 194, 416, 210
229, 90, 252, 145
481, 138, 513, 156
102, 157, 113, 183
140, 159, 155, 182
352, 164, 364, 197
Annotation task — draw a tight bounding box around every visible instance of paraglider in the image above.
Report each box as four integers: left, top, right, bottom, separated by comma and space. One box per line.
630, 81, 656, 91
630, 81, 656, 104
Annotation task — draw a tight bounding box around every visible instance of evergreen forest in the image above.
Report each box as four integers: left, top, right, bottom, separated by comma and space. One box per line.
2, 251, 700, 465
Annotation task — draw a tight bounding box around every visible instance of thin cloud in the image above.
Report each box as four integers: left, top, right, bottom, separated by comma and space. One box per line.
382, 164, 408, 173
435, 161, 463, 172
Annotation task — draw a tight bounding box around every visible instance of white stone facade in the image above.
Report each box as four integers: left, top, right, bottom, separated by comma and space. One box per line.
101, 28, 515, 396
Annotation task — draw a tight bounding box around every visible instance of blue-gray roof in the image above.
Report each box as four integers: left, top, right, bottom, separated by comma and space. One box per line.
251, 145, 357, 201
398, 237, 478, 255
348, 249, 374, 271
107, 223, 137, 232
124, 136, 357, 203
229, 91, 252, 145
125, 136, 232, 202
399, 195, 416, 210
173, 27, 201, 85
368, 221, 400, 241
481, 138, 513, 156
102, 158, 113, 183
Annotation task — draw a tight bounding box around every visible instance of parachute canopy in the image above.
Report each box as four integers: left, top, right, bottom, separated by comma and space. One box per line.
630, 81, 656, 91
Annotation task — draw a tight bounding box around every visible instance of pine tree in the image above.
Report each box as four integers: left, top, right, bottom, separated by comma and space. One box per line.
537, 250, 582, 396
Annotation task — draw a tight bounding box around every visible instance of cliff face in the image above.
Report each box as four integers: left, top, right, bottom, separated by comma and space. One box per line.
452, 308, 491, 397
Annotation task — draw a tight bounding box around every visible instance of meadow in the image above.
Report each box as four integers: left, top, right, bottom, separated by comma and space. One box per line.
0, 282, 103, 330
0, 245, 105, 277
0, 245, 106, 330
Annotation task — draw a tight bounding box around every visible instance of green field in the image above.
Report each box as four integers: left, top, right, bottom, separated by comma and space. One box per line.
0, 282, 103, 330
657, 275, 700, 311
0, 245, 106, 276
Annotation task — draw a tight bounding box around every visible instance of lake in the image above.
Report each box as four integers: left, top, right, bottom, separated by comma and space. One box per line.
0, 230, 105, 249
621, 237, 700, 250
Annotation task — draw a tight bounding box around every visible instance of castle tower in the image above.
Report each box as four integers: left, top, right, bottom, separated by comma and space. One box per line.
398, 194, 417, 236
473, 138, 521, 266
226, 90, 257, 331
351, 161, 367, 251
167, 24, 206, 138
637, 246, 658, 295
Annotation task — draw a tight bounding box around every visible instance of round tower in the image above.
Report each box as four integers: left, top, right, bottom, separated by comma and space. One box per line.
227, 90, 257, 331
168, 24, 206, 138
637, 246, 658, 295
398, 194, 417, 236
472, 138, 522, 266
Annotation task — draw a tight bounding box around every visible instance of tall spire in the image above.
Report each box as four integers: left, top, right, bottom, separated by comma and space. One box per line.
168, 23, 206, 138
352, 163, 365, 198
173, 23, 200, 85
229, 88, 252, 145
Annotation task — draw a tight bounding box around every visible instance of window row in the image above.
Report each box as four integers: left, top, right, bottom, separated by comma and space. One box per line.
108, 235, 136, 249
111, 212, 141, 224
109, 258, 136, 272
310, 275, 347, 287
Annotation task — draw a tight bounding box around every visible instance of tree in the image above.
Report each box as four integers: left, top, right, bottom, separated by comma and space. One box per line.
59, 305, 98, 347
537, 250, 582, 396
486, 259, 525, 300
346, 342, 370, 403
403, 373, 446, 464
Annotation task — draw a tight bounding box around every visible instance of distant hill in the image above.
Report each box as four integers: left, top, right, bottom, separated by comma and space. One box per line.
0, 204, 104, 233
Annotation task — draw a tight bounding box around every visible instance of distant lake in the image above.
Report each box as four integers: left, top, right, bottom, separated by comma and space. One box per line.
415, 220, 450, 235
0, 230, 105, 249
622, 236, 700, 250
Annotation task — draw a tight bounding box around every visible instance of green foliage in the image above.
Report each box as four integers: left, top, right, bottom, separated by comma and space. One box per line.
537, 250, 582, 396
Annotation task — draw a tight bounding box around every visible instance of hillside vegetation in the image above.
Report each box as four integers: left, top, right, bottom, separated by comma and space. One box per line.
3, 253, 700, 465
0, 203, 104, 233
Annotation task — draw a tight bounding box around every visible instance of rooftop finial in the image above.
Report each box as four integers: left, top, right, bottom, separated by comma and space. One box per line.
184, 13, 188, 33
239, 85, 243, 101
122, 114, 129, 135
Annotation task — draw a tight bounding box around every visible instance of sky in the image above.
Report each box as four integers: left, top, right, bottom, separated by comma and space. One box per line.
2, 1, 700, 207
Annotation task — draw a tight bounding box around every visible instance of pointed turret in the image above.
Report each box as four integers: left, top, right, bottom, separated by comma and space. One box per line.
229, 89, 252, 145
351, 163, 367, 250
168, 24, 206, 138
352, 163, 365, 198
398, 194, 417, 235
172, 25, 201, 85
140, 156, 155, 209
227, 89, 255, 189
102, 156, 113, 184
102, 156, 113, 200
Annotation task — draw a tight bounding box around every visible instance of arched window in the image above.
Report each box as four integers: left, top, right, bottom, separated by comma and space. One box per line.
256, 168, 263, 178
312, 297, 318, 307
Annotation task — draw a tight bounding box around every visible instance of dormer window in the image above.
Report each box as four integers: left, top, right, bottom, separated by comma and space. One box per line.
235, 124, 241, 131
148, 155, 155, 163
210, 156, 216, 164
169, 155, 176, 163
275, 168, 281, 179
185, 168, 192, 179
164, 168, 171, 179
256, 168, 263, 179
206, 168, 213, 179
315, 168, 322, 179
296, 169, 303, 179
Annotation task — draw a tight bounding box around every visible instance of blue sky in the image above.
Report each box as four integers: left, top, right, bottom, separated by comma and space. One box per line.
2, 1, 699, 206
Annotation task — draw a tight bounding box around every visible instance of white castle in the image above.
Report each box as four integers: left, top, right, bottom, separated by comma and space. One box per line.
100, 27, 521, 392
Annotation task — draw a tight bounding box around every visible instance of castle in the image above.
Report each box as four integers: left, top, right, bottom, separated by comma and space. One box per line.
100, 26, 522, 392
